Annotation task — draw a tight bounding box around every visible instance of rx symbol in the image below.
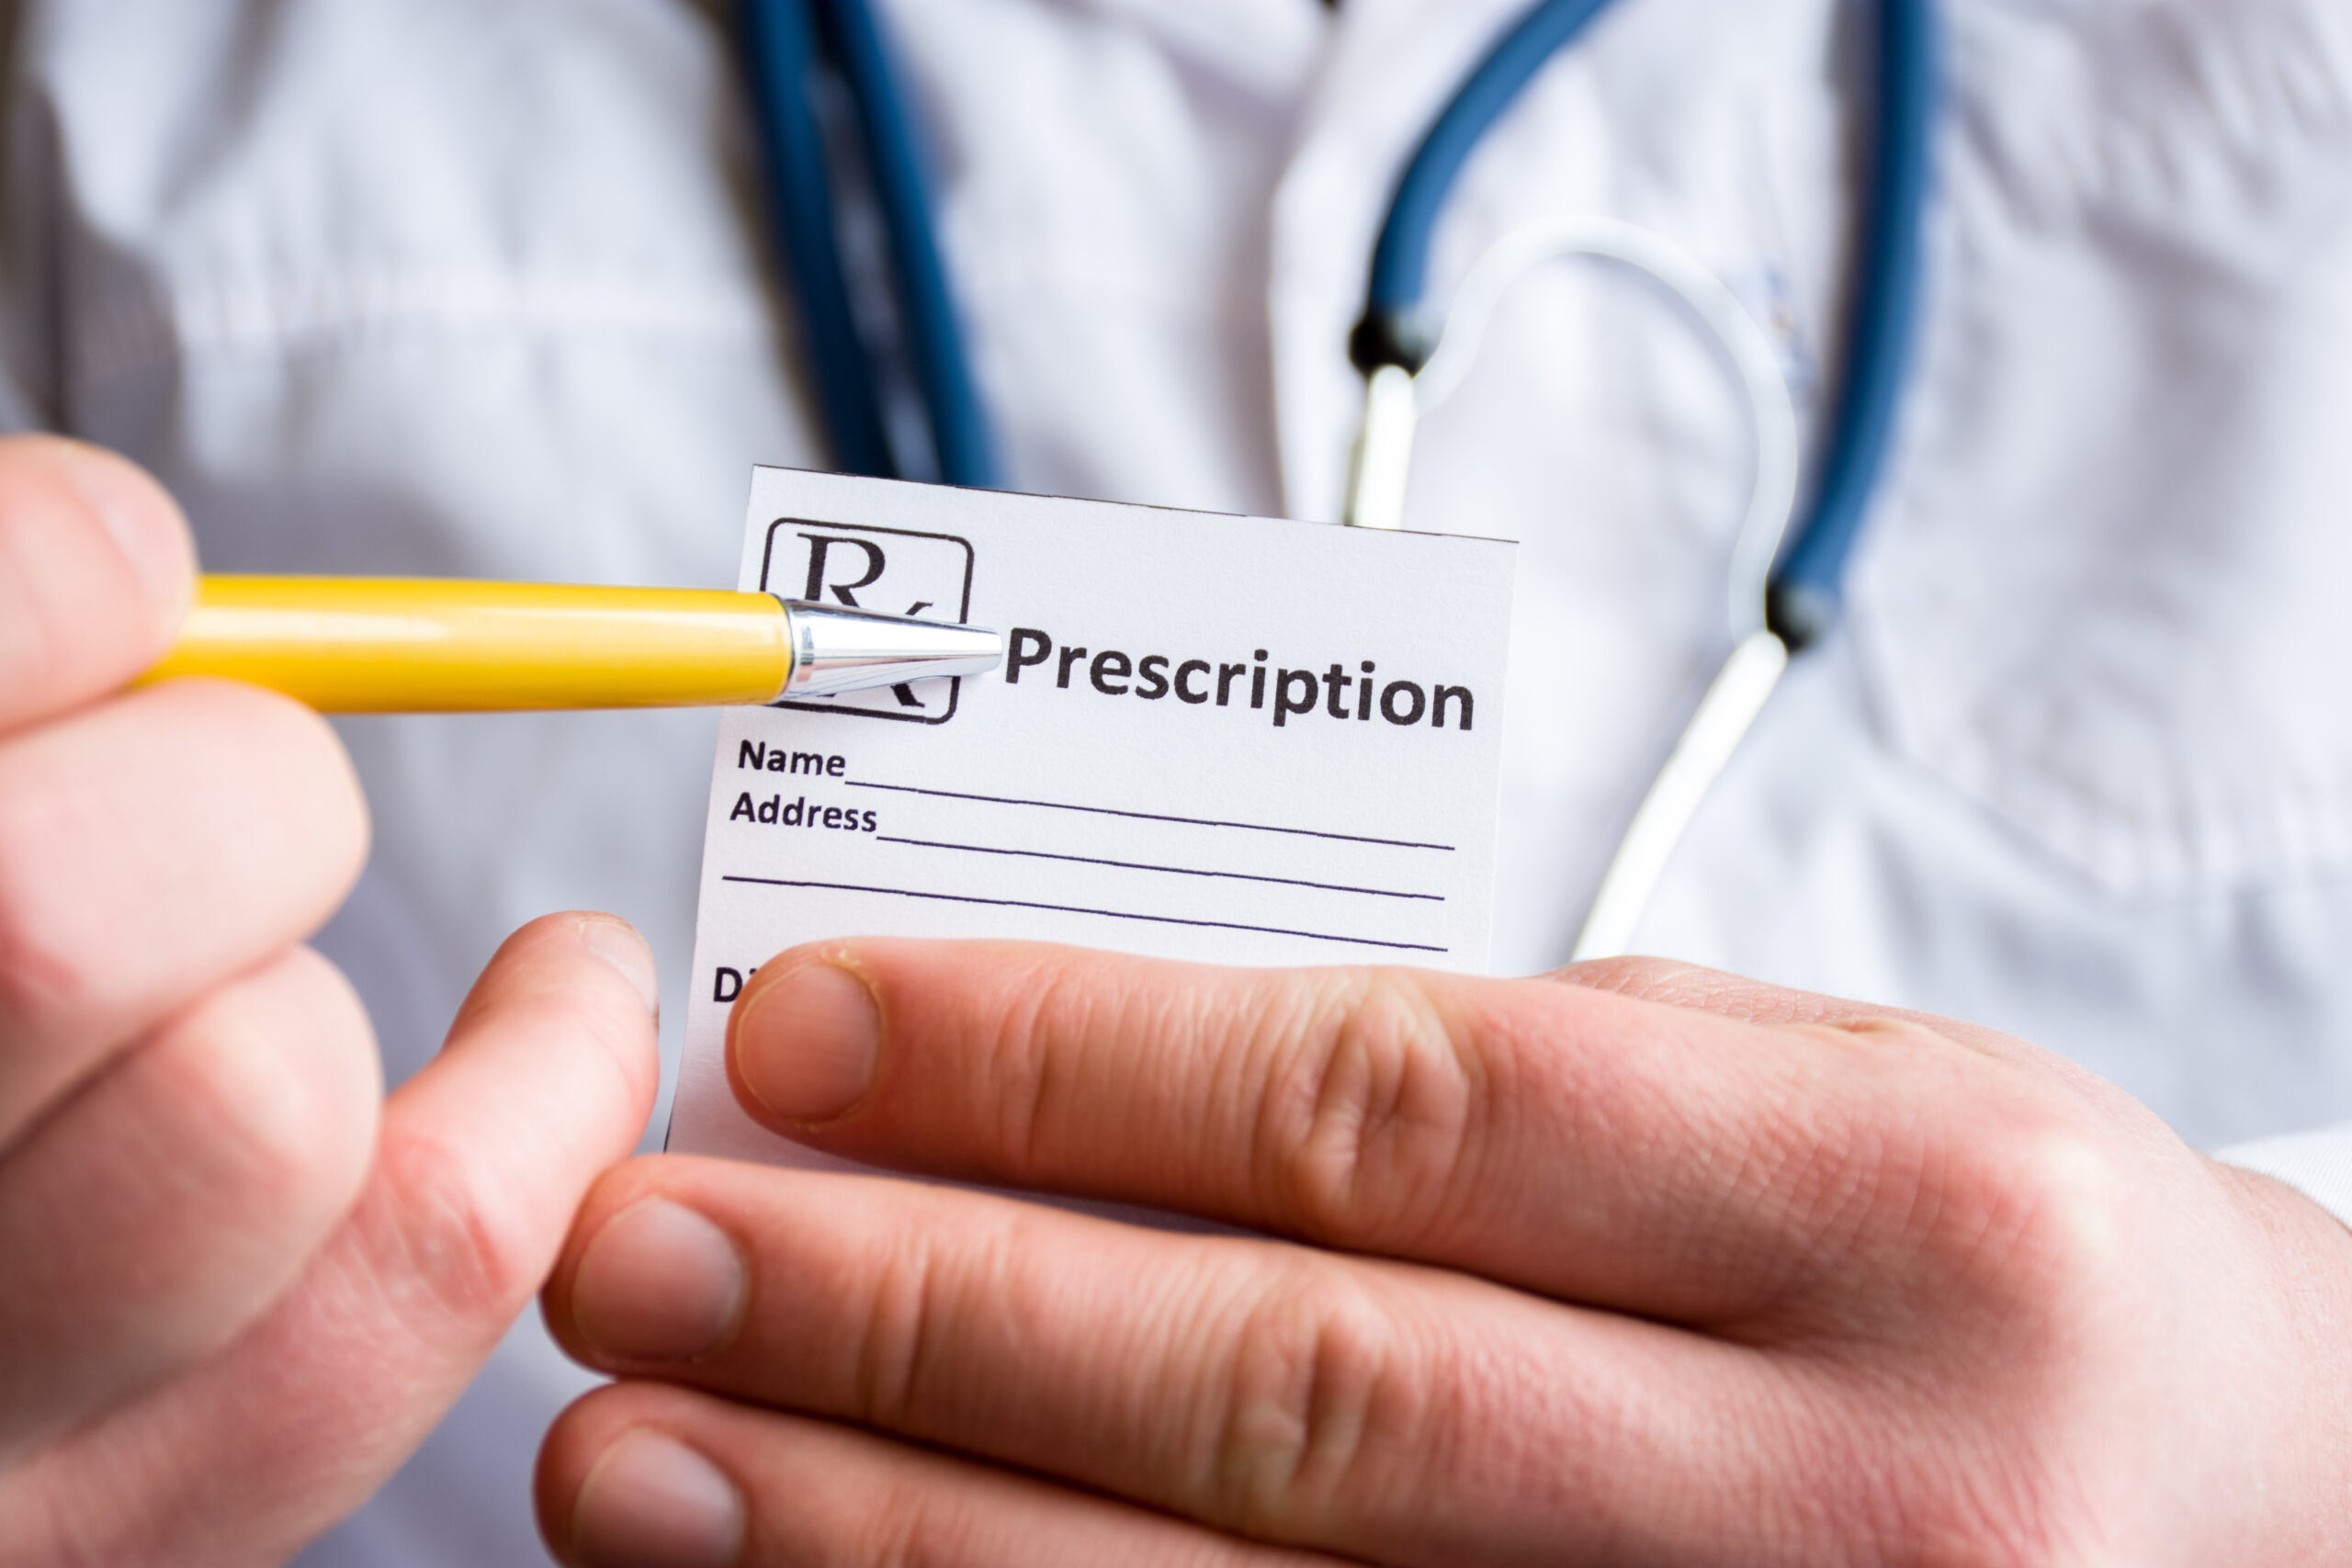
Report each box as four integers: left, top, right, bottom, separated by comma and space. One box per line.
799, 534, 886, 606
798, 534, 937, 707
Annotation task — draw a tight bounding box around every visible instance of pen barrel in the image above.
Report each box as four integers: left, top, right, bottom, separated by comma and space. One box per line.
143, 577, 793, 712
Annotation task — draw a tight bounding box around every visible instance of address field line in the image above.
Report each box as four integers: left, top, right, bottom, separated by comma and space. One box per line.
845, 779, 1455, 852
876, 835, 1444, 902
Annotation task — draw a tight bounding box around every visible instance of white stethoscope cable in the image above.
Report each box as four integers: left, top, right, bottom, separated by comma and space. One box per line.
1340, 217, 1801, 963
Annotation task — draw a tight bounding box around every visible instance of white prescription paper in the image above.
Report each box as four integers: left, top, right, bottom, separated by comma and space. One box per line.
668, 467, 1517, 1165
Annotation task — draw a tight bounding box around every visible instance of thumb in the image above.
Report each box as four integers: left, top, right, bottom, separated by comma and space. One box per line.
0, 914, 660, 1566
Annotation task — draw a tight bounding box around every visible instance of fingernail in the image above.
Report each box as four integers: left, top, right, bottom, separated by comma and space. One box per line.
57, 440, 190, 622
573, 1200, 745, 1362
730, 960, 880, 1125
572, 1429, 743, 1568
579, 918, 662, 1017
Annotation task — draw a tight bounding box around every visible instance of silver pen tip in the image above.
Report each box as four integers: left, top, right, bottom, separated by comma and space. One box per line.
777, 600, 1004, 699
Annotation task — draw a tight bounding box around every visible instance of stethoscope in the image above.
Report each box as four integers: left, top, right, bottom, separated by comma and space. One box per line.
740, 0, 1939, 963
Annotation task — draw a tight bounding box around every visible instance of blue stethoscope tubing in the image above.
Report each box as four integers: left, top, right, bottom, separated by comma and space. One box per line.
741, 0, 1937, 639
740, 0, 1941, 958
1351, 0, 1939, 649
741, 0, 998, 489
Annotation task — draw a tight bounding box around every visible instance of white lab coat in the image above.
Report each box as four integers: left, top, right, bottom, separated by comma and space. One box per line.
5, 0, 2349, 1562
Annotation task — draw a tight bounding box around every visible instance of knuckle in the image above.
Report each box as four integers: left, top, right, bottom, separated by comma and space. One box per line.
0, 685, 368, 1056
1261, 971, 1486, 1246
0, 873, 95, 1048
856, 1483, 963, 1568
1880, 1467, 2119, 1568
205, 683, 369, 863
0, 779, 118, 1049
148, 679, 369, 865
0, 559, 72, 714
363, 1129, 550, 1330
776, 1419, 978, 1568
0, 494, 89, 705
168, 1018, 368, 1215
1913, 1109, 2132, 1319
1205, 1267, 1415, 1535
849, 1227, 952, 1432
134, 954, 379, 1222
982, 954, 1085, 1165
1752, 1024, 2132, 1322
1555, 954, 1728, 1010
0, 1455, 94, 1566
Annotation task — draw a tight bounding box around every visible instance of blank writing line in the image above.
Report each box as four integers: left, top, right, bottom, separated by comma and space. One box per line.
720, 876, 1449, 954
844, 780, 1454, 852
877, 836, 1444, 902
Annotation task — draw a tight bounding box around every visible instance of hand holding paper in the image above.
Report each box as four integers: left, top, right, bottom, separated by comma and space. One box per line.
534, 469, 2352, 1568
547, 944, 2352, 1567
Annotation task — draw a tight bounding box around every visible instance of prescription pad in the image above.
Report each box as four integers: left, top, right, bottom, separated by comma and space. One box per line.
669, 467, 1517, 1166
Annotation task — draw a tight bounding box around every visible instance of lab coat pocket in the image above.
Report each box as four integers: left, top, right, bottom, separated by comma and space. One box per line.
1848, 0, 2352, 900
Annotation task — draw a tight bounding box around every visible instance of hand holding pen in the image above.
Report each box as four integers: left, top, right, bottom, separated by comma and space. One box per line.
0, 435, 672, 1562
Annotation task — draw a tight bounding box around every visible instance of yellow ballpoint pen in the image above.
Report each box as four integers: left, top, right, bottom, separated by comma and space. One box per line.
138, 576, 1005, 713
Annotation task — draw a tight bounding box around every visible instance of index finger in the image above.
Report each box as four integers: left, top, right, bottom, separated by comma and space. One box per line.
0, 435, 192, 734
722, 940, 2030, 1324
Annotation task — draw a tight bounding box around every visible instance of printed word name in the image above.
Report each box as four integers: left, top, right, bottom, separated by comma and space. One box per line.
738, 741, 848, 775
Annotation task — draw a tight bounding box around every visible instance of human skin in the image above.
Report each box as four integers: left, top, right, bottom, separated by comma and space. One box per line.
540, 941, 2352, 1566
0, 435, 662, 1566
